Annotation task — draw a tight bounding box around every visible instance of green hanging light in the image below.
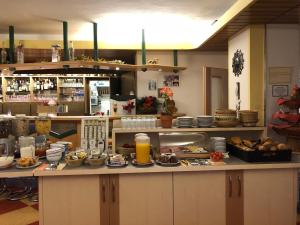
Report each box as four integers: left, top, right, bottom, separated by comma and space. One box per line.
63, 21, 69, 61
93, 22, 98, 61
9, 26, 14, 64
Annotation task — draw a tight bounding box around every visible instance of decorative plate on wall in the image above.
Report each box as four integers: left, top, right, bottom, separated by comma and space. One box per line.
232, 49, 244, 77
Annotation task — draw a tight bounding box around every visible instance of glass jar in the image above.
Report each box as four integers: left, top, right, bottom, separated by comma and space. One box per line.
0, 118, 12, 138
135, 133, 150, 164
12, 116, 29, 137
35, 117, 51, 135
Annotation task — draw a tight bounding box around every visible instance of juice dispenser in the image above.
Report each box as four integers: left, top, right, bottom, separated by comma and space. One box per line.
135, 133, 150, 164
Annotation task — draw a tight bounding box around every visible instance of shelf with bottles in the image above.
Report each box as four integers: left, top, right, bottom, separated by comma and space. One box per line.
57, 77, 85, 102
32, 77, 58, 102
4, 77, 31, 102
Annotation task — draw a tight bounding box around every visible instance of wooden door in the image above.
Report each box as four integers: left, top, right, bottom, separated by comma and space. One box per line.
243, 169, 297, 225
173, 171, 226, 225
226, 170, 243, 225
204, 67, 228, 115
118, 173, 173, 225
39, 175, 101, 225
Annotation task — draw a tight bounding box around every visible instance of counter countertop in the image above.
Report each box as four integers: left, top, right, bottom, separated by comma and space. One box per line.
34, 157, 300, 177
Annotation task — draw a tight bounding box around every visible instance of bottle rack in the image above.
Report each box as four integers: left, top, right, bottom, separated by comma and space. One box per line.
32, 77, 58, 102
4, 77, 31, 102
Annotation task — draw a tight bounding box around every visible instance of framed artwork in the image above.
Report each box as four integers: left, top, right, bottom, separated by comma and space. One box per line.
272, 85, 288, 97
148, 80, 157, 90
163, 74, 179, 87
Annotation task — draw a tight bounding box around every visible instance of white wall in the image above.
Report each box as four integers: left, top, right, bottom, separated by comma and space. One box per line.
266, 24, 300, 139
136, 50, 228, 117
228, 28, 250, 110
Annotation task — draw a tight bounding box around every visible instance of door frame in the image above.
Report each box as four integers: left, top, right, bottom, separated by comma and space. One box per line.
203, 67, 228, 115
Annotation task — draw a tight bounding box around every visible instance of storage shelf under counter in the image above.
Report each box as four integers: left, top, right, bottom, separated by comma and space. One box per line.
112, 126, 266, 153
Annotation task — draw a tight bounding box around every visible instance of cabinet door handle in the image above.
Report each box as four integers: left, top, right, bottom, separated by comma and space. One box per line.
112, 180, 116, 203
102, 183, 106, 203
237, 175, 242, 197
228, 175, 232, 197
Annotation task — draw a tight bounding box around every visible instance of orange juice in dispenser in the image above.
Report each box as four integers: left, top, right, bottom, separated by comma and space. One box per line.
135, 133, 150, 164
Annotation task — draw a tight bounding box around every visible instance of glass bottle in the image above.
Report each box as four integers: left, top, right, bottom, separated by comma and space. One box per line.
16, 41, 24, 64
69, 41, 75, 60
1, 42, 7, 64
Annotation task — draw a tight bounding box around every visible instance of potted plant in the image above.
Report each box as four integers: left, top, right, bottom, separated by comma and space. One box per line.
160, 86, 177, 128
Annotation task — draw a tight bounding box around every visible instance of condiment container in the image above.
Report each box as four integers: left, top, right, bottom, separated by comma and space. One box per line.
35, 116, 51, 135
12, 116, 29, 137
135, 133, 150, 164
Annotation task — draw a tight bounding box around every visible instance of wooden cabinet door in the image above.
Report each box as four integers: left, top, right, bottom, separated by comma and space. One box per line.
173, 171, 226, 225
226, 170, 243, 225
243, 169, 297, 225
39, 175, 101, 225
118, 173, 173, 225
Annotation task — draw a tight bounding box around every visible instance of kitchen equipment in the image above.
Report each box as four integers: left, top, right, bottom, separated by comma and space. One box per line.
135, 133, 151, 164
159, 132, 209, 159
196, 116, 213, 127
177, 116, 194, 128
12, 115, 29, 137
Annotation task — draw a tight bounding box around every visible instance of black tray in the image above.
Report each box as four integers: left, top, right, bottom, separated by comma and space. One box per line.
227, 143, 292, 162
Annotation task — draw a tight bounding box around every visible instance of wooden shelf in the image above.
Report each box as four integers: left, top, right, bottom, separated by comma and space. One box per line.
113, 126, 266, 134
0, 61, 186, 73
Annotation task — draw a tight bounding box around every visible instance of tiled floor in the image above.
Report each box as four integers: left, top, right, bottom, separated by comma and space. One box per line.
0, 196, 38, 225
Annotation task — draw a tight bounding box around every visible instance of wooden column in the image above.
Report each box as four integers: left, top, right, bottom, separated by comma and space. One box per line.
63, 21, 69, 61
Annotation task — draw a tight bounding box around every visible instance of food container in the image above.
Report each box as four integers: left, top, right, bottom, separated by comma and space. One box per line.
135, 133, 150, 164
0, 118, 12, 138
227, 143, 291, 162
86, 156, 106, 167
12, 116, 29, 137
35, 117, 51, 135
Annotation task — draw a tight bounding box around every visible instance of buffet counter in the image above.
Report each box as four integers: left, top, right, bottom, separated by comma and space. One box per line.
33, 157, 300, 176
35, 158, 299, 225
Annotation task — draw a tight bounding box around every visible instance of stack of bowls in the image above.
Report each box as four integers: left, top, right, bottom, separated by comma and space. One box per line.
214, 109, 239, 127
239, 110, 258, 127
210, 137, 226, 152
196, 116, 214, 127
177, 117, 194, 128
46, 148, 63, 163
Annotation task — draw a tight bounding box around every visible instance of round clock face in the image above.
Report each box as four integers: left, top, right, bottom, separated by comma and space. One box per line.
232, 49, 244, 77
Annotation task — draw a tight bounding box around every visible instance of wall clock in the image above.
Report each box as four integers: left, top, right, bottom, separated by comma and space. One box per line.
232, 49, 244, 77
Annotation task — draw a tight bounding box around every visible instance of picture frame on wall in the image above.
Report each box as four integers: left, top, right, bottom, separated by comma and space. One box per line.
157, 88, 163, 98
272, 85, 288, 97
148, 80, 157, 91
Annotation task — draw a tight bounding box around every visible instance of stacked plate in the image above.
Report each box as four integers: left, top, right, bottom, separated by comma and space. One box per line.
177, 117, 194, 128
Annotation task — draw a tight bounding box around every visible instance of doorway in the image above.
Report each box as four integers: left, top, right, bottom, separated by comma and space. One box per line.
203, 67, 228, 115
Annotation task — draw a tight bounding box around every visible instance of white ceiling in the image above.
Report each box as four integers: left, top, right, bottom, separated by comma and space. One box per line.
0, 0, 236, 49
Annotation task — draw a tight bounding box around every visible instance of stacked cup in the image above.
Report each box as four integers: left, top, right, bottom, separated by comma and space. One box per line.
210, 137, 226, 152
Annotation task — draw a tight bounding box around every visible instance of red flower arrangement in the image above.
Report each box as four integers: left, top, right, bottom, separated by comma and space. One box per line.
122, 100, 135, 114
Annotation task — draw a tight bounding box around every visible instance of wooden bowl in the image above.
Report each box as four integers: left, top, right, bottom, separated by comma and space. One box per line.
86, 157, 106, 167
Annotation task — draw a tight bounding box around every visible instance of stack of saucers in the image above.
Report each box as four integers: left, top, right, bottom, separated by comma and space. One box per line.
177, 116, 194, 128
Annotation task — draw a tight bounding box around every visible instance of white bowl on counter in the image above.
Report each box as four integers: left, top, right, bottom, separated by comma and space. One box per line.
0, 156, 14, 168
46, 148, 62, 162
